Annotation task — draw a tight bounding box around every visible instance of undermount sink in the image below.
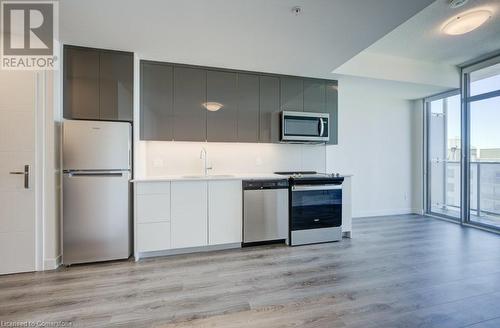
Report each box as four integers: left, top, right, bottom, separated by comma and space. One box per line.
182, 174, 235, 179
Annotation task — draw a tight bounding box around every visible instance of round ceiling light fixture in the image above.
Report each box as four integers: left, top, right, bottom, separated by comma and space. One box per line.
442, 10, 492, 35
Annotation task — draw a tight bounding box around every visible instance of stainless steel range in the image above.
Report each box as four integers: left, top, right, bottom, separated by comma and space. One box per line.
275, 171, 344, 246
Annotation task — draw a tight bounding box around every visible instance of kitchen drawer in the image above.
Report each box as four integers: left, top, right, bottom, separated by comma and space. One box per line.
137, 194, 170, 223
136, 182, 170, 195
137, 222, 171, 252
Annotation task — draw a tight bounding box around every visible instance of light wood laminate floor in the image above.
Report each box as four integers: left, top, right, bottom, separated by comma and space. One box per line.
2, 214, 500, 327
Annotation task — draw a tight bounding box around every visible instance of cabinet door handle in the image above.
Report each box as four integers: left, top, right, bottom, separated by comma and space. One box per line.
9, 165, 29, 189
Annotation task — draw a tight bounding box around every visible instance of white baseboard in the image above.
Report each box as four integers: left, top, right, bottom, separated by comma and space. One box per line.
136, 243, 241, 261
353, 208, 416, 218
43, 254, 61, 270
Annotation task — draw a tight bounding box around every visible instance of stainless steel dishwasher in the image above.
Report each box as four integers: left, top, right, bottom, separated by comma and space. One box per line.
243, 179, 289, 245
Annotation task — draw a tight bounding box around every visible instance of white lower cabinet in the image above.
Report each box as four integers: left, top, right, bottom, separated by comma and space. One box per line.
171, 181, 208, 249
208, 180, 242, 245
135, 179, 243, 259
137, 222, 171, 252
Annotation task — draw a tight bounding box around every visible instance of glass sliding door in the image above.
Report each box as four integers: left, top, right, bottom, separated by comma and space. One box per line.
464, 59, 500, 230
425, 54, 500, 232
426, 92, 461, 220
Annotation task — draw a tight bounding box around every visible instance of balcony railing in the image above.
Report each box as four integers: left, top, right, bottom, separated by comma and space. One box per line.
430, 160, 500, 221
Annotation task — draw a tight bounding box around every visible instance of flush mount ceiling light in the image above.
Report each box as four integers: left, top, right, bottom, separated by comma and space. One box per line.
442, 10, 492, 35
203, 102, 223, 112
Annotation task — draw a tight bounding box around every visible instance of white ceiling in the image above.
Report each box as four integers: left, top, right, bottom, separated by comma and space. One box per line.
59, 0, 435, 79
367, 0, 500, 66
335, 0, 500, 92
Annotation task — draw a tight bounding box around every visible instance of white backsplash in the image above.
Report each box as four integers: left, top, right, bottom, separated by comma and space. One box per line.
142, 141, 327, 177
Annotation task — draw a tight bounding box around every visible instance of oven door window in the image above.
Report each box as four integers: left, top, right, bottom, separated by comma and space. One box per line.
291, 188, 342, 230
284, 116, 321, 137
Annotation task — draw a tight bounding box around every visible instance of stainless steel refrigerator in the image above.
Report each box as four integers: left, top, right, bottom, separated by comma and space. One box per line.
62, 120, 132, 265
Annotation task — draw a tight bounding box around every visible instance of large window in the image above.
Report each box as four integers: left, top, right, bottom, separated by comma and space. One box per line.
465, 58, 500, 229
426, 54, 500, 232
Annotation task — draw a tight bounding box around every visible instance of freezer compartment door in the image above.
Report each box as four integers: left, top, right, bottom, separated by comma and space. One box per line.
63, 171, 131, 265
243, 189, 289, 243
63, 120, 131, 170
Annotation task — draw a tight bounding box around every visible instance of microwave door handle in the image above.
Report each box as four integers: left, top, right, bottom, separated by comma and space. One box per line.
319, 118, 325, 136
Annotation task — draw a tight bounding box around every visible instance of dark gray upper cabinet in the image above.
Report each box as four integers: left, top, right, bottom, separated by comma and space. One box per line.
325, 81, 338, 145
64, 45, 133, 121
99, 51, 134, 121
259, 76, 280, 143
303, 79, 326, 112
140, 62, 173, 141
206, 70, 238, 142
237, 74, 259, 143
173, 67, 207, 141
280, 77, 303, 112
64, 47, 100, 120
139, 60, 338, 144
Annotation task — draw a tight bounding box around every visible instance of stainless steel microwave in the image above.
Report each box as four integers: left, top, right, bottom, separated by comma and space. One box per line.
281, 111, 329, 143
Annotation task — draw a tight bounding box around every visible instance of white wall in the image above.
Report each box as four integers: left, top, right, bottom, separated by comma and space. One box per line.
141, 141, 326, 177
326, 77, 423, 218
41, 41, 63, 269
42, 70, 62, 270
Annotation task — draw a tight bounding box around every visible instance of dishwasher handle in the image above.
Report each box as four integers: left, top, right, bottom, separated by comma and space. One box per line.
242, 179, 289, 190
244, 185, 289, 190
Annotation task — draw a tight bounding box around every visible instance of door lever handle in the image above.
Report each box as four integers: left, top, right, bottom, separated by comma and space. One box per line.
9, 165, 30, 189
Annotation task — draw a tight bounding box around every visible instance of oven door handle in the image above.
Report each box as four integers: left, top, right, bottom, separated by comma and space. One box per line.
292, 185, 342, 191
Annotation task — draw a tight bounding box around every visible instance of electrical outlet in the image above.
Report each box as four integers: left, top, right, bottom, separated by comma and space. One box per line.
153, 159, 164, 168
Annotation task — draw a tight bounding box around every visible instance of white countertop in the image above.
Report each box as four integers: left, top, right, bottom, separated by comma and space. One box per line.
132, 173, 353, 183
132, 173, 286, 182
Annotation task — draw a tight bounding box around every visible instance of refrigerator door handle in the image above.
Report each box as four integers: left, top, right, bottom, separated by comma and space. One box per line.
66, 172, 124, 177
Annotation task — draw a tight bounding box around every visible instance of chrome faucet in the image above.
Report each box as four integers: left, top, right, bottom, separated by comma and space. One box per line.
200, 147, 213, 176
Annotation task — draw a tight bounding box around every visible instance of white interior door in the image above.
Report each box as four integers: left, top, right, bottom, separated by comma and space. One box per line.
0, 71, 36, 275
